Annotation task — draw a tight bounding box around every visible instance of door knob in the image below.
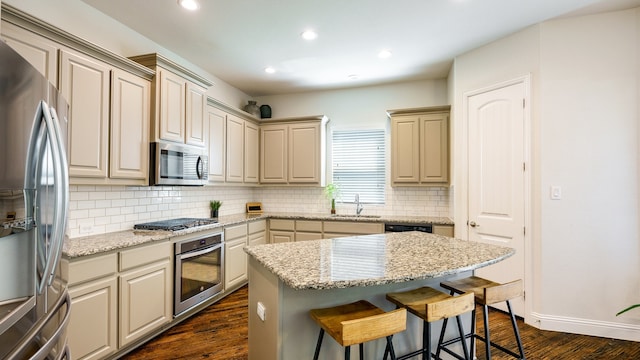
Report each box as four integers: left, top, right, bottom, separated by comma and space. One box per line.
469, 221, 480, 228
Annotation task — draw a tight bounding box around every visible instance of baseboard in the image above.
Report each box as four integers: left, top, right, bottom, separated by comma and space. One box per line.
529, 312, 640, 342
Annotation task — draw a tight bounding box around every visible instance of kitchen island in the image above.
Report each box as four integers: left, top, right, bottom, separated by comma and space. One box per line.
244, 231, 514, 360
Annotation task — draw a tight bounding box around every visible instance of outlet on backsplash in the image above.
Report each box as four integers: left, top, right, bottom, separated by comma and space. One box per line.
79, 224, 93, 234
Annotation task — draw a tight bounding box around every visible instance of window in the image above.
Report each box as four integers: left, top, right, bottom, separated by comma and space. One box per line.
331, 129, 385, 204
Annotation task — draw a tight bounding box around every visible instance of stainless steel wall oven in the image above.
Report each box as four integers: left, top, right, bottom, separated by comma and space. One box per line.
174, 231, 224, 316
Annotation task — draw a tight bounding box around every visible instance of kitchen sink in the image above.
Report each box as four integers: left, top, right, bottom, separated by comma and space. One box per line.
331, 214, 381, 219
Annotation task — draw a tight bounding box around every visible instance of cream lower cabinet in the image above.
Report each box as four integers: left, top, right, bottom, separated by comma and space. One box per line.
389, 106, 450, 186
295, 220, 323, 241
433, 224, 454, 237
118, 242, 172, 348
268, 219, 295, 243
67, 254, 118, 360
248, 220, 267, 246
225, 223, 249, 290
260, 116, 329, 185
323, 221, 384, 239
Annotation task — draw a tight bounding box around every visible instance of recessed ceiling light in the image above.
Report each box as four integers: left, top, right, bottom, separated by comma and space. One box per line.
378, 49, 392, 59
264, 67, 276, 74
178, 0, 200, 11
301, 30, 318, 41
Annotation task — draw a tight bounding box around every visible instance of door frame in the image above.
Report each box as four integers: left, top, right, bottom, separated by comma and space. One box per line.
459, 74, 532, 320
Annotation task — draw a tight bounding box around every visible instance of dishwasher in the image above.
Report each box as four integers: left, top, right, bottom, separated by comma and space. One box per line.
384, 223, 433, 233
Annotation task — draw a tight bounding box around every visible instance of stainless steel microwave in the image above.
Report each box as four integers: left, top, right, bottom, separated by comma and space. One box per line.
150, 141, 208, 186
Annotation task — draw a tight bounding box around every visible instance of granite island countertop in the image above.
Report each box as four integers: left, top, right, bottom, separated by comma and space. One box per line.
244, 231, 514, 290
63, 212, 453, 259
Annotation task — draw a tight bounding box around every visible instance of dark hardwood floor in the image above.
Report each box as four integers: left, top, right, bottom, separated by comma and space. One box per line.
121, 285, 640, 359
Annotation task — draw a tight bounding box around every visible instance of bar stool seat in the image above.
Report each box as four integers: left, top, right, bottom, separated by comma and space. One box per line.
385, 286, 475, 360
439, 276, 526, 360
309, 300, 407, 360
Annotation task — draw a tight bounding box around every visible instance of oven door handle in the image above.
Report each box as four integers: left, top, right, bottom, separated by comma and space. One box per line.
179, 244, 221, 260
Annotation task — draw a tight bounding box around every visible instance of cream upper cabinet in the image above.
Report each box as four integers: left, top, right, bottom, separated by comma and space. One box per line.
226, 114, 244, 183
260, 124, 288, 183
60, 49, 111, 180
206, 99, 260, 186
206, 105, 226, 182
130, 53, 213, 146
110, 69, 150, 181
260, 116, 329, 185
2, 11, 154, 185
289, 122, 322, 183
389, 106, 450, 186
1, 21, 58, 82
186, 82, 207, 147
419, 113, 449, 183
244, 121, 259, 183
158, 68, 186, 143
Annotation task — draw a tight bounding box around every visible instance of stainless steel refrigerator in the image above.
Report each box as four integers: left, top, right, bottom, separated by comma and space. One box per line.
0, 40, 71, 359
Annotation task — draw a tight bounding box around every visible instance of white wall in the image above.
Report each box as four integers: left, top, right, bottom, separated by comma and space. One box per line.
537, 9, 640, 336
452, 8, 640, 340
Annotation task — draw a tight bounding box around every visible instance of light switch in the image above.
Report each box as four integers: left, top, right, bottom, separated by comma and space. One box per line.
257, 302, 266, 321
550, 186, 562, 200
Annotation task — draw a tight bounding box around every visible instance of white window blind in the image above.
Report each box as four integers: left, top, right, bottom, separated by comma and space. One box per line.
332, 129, 385, 204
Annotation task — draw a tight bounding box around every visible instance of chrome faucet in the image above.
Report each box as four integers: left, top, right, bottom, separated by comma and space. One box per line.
355, 194, 364, 216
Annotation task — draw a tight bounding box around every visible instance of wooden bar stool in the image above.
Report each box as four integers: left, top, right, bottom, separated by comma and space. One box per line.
309, 300, 407, 360
439, 276, 526, 360
384, 287, 475, 360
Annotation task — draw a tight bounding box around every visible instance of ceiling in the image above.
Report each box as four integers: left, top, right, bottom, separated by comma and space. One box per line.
82, 0, 640, 97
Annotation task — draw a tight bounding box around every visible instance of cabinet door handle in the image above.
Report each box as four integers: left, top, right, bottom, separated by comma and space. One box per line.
469, 221, 480, 228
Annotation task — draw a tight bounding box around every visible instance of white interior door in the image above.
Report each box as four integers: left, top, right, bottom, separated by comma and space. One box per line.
467, 78, 528, 316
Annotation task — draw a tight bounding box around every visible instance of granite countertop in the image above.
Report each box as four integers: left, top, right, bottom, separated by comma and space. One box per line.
244, 231, 514, 290
63, 212, 453, 259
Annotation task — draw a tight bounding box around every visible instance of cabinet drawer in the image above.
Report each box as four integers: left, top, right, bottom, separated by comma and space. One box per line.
433, 225, 454, 237
323, 221, 383, 235
225, 223, 248, 241
269, 219, 295, 231
69, 253, 117, 285
248, 220, 266, 234
296, 220, 322, 232
120, 241, 170, 271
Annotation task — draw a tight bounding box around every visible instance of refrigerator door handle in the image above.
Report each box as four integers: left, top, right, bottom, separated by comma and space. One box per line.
29, 100, 65, 294
46, 106, 69, 286
24, 101, 48, 291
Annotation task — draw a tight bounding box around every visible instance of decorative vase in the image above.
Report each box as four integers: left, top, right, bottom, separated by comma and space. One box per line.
244, 100, 260, 117
260, 104, 272, 119
211, 209, 219, 218
330, 199, 336, 214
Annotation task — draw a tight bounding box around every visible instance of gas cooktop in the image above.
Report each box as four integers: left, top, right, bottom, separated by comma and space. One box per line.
133, 218, 218, 231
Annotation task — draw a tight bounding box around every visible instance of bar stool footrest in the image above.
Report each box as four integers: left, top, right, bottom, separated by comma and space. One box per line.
474, 334, 525, 359
395, 348, 430, 360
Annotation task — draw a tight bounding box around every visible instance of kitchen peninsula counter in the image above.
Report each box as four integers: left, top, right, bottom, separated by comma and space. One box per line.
245, 232, 514, 360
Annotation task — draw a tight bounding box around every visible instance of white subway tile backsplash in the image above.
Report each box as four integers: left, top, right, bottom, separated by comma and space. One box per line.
66, 185, 451, 238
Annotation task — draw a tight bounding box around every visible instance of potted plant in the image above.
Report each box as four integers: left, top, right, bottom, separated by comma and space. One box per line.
210, 200, 222, 218
324, 183, 340, 215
